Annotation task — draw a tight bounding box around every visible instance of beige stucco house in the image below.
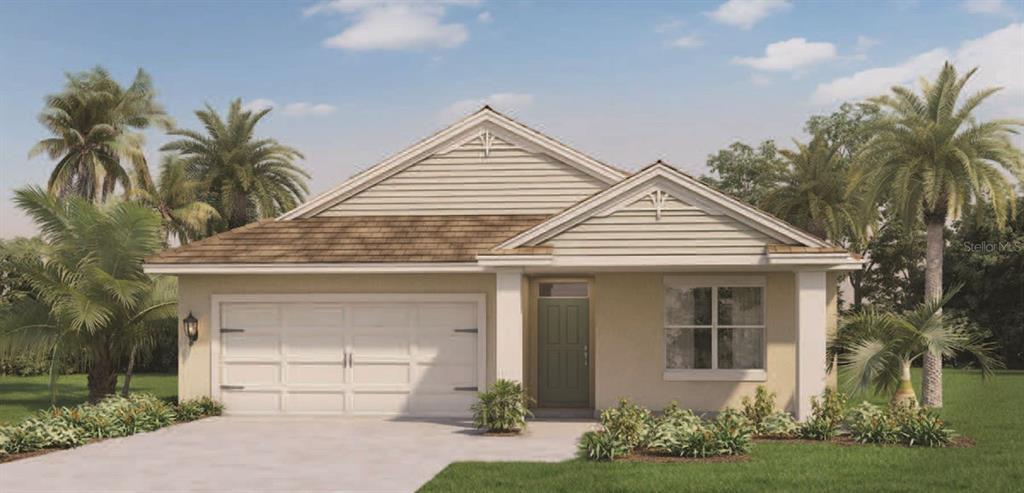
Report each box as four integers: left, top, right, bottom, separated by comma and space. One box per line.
145, 107, 861, 420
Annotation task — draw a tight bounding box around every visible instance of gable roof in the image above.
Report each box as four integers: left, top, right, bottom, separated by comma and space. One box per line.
497, 161, 834, 250
280, 106, 629, 220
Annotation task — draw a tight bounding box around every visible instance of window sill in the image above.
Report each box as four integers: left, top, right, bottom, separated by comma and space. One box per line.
662, 369, 767, 382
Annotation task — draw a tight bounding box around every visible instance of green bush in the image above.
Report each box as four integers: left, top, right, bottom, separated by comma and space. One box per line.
471, 379, 534, 433
578, 429, 631, 461
17, 415, 87, 449
0, 424, 48, 454
600, 399, 652, 449
847, 402, 899, 444
741, 386, 776, 429
759, 411, 798, 438
710, 409, 754, 455
175, 396, 224, 422
798, 389, 846, 440
645, 402, 701, 453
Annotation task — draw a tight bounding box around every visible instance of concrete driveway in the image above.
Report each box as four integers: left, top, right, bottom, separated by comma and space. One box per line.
0, 416, 593, 492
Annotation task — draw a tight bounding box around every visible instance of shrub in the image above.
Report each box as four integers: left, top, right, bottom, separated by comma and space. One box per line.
798, 388, 846, 440
846, 402, 899, 444
600, 399, 653, 449
578, 429, 631, 461
17, 414, 87, 449
176, 396, 224, 422
471, 379, 534, 433
0, 425, 48, 454
741, 386, 776, 430
645, 402, 701, 453
758, 411, 798, 438
710, 409, 754, 455
891, 402, 955, 447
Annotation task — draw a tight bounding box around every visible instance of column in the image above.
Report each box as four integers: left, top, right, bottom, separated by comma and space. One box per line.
495, 270, 524, 383
795, 270, 828, 421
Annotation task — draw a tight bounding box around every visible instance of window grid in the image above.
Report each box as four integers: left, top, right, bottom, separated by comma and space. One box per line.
664, 282, 766, 371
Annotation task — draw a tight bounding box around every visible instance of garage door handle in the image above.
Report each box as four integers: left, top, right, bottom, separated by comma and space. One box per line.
221, 328, 245, 333
220, 385, 245, 390
454, 328, 478, 333
454, 386, 478, 392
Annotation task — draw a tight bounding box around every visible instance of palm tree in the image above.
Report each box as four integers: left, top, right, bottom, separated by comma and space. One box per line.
132, 155, 220, 245
29, 67, 173, 202
161, 99, 309, 230
762, 136, 868, 243
858, 62, 1023, 407
0, 187, 175, 403
828, 286, 1001, 406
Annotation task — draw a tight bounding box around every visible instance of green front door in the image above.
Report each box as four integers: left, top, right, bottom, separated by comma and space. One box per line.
538, 298, 589, 407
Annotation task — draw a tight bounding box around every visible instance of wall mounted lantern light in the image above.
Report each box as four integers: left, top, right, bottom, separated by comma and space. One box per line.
183, 312, 199, 346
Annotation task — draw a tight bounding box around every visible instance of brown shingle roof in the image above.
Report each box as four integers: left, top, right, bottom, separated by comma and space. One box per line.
766, 245, 848, 254
146, 215, 549, 264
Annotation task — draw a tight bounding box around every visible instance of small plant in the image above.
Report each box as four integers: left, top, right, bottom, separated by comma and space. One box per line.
0, 425, 48, 455
741, 386, 776, 429
578, 429, 631, 461
710, 408, 754, 455
798, 389, 846, 440
891, 402, 954, 447
600, 399, 653, 449
471, 379, 534, 433
758, 411, 798, 438
176, 396, 225, 422
846, 402, 899, 444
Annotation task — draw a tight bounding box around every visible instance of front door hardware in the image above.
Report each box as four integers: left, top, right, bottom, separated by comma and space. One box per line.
221, 328, 245, 333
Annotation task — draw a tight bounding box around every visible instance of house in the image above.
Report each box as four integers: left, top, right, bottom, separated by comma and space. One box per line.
144, 107, 862, 420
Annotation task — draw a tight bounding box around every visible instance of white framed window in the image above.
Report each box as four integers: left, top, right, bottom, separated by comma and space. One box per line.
663, 276, 767, 381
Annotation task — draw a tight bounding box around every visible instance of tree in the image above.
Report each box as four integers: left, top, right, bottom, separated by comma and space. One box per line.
857, 214, 926, 312
161, 99, 309, 230
829, 287, 1002, 406
945, 193, 1024, 369
132, 155, 220, 245
701, 140, 786, 207
858, 62, 1024, 407
762, 136, 866, 242
0, 187, 175, 403
29, 67, 173, 202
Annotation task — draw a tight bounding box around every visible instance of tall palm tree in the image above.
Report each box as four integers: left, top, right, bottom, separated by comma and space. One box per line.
0, 187, 175, 403
132, 155, 220, 245
858, 62, 1023, 407
161, 99, 309, 230
762, 136, 868, 243
29, 67, 173, 202
828, 286, 1001, 405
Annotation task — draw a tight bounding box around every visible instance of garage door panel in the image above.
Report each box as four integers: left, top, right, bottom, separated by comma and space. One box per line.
222, 334, 280, 360
218, 297, 480, 416
222, 390, 281, 414
288, 363, 345, 385
418, 303, 477, 328
351, 391, 410, 414
287, 392, 345, 414
351, 305, 411, 327
223, 304, 281, 328
283, 304, 345, 327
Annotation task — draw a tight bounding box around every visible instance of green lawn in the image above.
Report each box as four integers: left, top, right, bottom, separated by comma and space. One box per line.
421, 369, 1024, 492
0, 373, 177, 424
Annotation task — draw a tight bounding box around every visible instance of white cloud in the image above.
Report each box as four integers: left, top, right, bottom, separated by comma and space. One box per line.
477, 11, 492, 23
438, 93, 534, 123
733, 38, 837, 71
282, 102, 337, 117
242, 98, 277, 112
306, 1, 477, 51
962, 0, 1015, 15
669, 35, 704, 49
812, 23, 1024, 105
706, 0, 791, 30
241, 99, 337, 117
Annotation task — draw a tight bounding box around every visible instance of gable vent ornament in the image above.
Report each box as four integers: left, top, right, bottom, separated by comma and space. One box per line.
479, 130, 496, 158
648, 189, 668, 220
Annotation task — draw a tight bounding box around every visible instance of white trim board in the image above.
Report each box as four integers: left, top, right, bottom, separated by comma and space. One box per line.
498, 162, 834, 250
208, 293, 487, 416
144, 263, 488, 275
279, 107, 627, 220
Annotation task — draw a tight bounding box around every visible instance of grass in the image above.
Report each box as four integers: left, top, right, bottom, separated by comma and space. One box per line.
0, 373, 177, 425
420, 369, 1024, 492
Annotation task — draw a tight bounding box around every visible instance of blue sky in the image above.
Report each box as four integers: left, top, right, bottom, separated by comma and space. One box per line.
2, 0, 1022, 237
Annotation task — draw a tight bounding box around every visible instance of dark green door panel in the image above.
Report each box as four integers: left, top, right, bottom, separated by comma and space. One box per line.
538, 298, 589, 407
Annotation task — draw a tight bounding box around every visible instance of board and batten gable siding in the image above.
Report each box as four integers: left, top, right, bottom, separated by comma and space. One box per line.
544, 194, 776, 257
317, 134, 608, 216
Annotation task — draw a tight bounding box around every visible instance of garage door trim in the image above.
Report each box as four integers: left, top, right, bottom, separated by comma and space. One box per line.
209, 293, 487, 407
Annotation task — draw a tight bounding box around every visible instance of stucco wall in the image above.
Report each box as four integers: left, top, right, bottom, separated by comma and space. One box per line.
175, 274, 496, 400
591, 272, 799, 413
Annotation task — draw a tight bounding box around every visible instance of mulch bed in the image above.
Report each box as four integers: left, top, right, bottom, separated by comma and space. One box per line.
618, 453, 751, 464
482, 430, 524, 437
0, 448, 62, 464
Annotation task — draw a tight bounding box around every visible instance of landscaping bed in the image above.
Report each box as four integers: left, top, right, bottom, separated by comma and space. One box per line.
0, 393, 222, 463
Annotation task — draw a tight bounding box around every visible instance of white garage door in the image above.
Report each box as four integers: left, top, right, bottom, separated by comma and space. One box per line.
212, 295, 484, 417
